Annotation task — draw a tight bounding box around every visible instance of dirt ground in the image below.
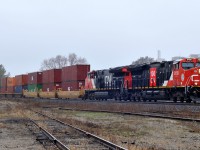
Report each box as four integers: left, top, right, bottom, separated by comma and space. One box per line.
1, 99, 200, 150
0, 100, 45, 150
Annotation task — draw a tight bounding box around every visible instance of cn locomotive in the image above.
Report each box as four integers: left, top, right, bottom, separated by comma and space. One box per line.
84, 58, 200, 103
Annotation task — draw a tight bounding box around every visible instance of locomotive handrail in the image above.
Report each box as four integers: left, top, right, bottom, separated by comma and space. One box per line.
185, 76, 192, 94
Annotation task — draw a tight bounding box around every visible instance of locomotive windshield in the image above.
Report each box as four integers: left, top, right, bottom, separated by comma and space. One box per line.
196, 62, 200, 67
182, 62, 194, 70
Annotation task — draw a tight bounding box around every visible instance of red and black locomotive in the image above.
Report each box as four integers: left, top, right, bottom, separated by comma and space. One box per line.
84, 58, 200, 103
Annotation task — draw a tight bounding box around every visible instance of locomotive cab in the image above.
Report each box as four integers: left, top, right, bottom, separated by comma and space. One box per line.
171, 58, 200, 102
172, 58, 200, 87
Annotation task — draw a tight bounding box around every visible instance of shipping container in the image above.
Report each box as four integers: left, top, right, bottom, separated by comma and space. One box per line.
1, 87, 7, 93
42, 83, 61, 92
42, 70, 49, 83
28, 84, 42, 92
28, 72, 43, 84
42, 69, 62, 84
15, 75, 28, 86
1, 77, 7, 87
49, 69, 62, 83
15, 85, 28, 93
62, 65, 90, 82
62, 81, 84, 91
7, 77, 15, 87
7, 86, 15, 93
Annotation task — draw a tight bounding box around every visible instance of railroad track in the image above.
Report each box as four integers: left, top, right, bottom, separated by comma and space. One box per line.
13, 98, 200, 106
29, 110, 127, 150
27, 119, 68, 150
58, 108, 200, 123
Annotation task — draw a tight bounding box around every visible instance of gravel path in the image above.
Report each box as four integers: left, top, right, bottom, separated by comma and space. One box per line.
0, 119, 45, 150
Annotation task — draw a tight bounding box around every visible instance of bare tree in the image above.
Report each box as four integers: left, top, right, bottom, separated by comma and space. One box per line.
132, 56, 155, 65
40, 55, 68, 70
68, 53, 78, 66
40, 53, 87, 70
68, 53, 87, 65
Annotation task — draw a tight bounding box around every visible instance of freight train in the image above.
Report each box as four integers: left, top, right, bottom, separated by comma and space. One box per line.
0, 58, 200, 103
84, 58, 200, 103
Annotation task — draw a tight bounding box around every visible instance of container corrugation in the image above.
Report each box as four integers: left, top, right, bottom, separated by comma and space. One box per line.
15, 75, 28, 86
42, 70, 49, 84
7, 77, 15, 87
28, 72, 43, 84
15, 85, 28, 93
28, 84, 42, 92
49, 69, 62, 83
7, 86, 15, 93
42, 69, 62, 84
62, 65, 90, 82
1, 78, 7, 87
42, 83, 61, 92
62, 81, 84, 91
1, 87, 7, 93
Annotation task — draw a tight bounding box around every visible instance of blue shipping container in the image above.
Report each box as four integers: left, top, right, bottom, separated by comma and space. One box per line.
15, 85, 28, 93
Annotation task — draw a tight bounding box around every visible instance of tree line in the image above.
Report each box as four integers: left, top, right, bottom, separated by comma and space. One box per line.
0, 54, 156, 80
40, 53, 88, 70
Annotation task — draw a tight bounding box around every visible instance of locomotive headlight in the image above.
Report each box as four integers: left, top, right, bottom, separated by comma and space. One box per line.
195, 82, 198, 86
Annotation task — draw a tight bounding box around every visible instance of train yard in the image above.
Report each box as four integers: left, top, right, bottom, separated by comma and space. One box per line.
0, 98, 200, 150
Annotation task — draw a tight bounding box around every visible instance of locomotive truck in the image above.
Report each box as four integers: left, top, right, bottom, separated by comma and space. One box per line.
84, 58, 200, 103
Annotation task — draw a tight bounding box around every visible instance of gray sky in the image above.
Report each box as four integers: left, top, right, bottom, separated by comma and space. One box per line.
0, 0, 200, 76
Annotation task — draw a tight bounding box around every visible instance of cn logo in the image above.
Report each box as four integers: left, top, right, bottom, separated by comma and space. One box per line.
151, 71, 156, 77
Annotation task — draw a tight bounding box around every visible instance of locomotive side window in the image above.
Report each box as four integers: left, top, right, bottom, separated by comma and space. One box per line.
196, 62, 200, 67
173, 63, 179, 70
182, 62, 194, 70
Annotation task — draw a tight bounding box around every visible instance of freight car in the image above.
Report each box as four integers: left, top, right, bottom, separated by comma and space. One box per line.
0, 65, 90, 99
84, 58, 200, 103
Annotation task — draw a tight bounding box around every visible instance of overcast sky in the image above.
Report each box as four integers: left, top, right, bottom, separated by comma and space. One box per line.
0, 0, 200, 76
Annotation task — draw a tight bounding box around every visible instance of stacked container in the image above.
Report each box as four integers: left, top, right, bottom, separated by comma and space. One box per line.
1, 77, 7, 93
42, 69, 62, 91
7, 77, 15, 93
62, 65, 90, 91
15, 75, 28, 93
28, 72, 43, 92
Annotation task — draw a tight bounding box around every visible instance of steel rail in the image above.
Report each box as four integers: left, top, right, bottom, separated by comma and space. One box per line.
33, 110, 127, 150
29, 119, 70, 150
58, 108, 200, 123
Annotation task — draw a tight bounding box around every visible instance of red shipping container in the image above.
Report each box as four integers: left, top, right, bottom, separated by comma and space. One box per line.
62, 65, 90, 82
42, 83, 61, 92
1, 77, 7, 87
1, 87, 7, 93
28, 72, 43, 84
49, 69, 62, 83
42, 70, 49, 83
7, 86, 15, 93
42, 69, 62, 84
62, 81, 84, 91
15, 75, 28, 86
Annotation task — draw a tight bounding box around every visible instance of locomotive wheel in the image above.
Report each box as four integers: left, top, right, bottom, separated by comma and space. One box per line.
143, 98, 147, 102
173, 97, 177, 103
186, 98, 192, 103
154, 99, 157, 102
180, 97, 184, 103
